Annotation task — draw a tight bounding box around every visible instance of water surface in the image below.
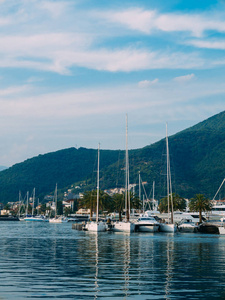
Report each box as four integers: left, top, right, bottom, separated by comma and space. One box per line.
0, 222, 225, 299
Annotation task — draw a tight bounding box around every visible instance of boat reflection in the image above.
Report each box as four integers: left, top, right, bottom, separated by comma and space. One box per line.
164, 236, 174, 300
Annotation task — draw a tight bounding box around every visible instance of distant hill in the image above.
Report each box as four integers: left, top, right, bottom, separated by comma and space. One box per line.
0, 111, 224, 203
0, 166, 7, 171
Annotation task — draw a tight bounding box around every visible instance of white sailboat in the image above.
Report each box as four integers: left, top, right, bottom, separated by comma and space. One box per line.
24, 188, 47, 222
85, 144, 106, 232
49, 184, 67, 223
159, 124, 177, 233
113, 115, 135, 233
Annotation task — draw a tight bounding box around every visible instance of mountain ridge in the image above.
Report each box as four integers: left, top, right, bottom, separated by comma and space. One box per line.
0, 111, 225, 203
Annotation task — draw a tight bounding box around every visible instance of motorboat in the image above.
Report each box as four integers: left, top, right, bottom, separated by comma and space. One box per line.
135, 215, 160, 232
49, 216, 68, 223
178, 219, 197, 232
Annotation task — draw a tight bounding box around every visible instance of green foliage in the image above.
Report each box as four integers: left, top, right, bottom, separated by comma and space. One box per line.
112, 193, 124, 221
130, 192, 142, 210
189, 194, 212, 223
158, 193, 186, 213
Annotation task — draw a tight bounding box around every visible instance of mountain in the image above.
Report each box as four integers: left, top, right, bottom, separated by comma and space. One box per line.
0, 111, 224, 203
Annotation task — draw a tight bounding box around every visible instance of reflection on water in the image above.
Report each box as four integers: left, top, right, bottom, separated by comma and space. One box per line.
0, 223, 225, 299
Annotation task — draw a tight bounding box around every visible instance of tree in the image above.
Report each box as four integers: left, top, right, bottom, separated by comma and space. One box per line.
57, 201, 63, 215
80, 190, 98, 220
64, 207, 72, 216
158, 193, 186, 213
113, 193, 124, 221
130, 192, 142, 210
80, 190, 113, 219
189, 194, 212, 223
4, 203, 11, 210
40, 203, 46, 215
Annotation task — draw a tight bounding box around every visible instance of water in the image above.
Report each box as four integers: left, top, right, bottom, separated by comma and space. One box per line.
0, 222, 225, 299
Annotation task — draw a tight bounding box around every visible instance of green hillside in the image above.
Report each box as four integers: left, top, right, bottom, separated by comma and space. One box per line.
0, 111, 225, 203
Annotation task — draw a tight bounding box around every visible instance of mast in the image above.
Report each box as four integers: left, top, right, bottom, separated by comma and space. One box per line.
96, 143, 100, 223
55, 184, 57, 217
26, 191, 29, 216
153, 181, 155, 210
166, 123, 173, 224
125, 114, 130, 222
18, 191, 21, 218
32, 188, 35, 216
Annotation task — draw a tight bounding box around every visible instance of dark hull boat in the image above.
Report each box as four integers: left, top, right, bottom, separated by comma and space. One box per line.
197, 223, 219, 234
0, 215, 19, 221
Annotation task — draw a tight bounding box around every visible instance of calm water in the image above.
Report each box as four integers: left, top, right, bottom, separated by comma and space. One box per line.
0, 222, 225, 299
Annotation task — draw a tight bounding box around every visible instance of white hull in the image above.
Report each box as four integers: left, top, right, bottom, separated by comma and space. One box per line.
49, 217, 68, 223
159, 223, 177, 233
112, 221, 135, 232
24, 217, 47, 222
178, 224, 196, 233
138, 224, 159, 232
219, 226, 225, 234
85, 221, 106, 232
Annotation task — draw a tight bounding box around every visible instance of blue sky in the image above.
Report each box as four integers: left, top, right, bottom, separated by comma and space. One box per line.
0, 0, 225, 166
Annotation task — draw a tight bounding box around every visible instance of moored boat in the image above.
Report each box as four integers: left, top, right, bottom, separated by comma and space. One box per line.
178, 219, 197, 232
135, 215, 160, 232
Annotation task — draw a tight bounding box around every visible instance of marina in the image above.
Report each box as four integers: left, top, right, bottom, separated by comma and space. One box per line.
0, 221, 225, 299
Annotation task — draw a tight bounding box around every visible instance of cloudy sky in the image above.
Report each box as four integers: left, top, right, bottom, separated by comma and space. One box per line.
0, 0, 225, 166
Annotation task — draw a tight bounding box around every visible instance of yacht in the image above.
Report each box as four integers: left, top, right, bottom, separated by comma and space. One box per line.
177, 219, 197, 232
135, 214, 160, 232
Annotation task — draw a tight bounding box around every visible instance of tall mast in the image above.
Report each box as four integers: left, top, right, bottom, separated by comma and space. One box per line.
18, 191, 21, 218
96, 143, 100, 223
166, 123, 173, 224
55, 184, 57, 217
153, 181, 155, 210
125, 114, 130, 222
26, 191, 29, 216
32, 188, 35, 216
166, 123, 170, 222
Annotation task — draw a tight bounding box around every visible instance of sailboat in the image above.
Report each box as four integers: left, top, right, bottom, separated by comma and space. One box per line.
85, 144, 106, 232
159, 124, 177, 233
49, 184, 67, 223
112, 115, 135, 233
24, 188, 47, 221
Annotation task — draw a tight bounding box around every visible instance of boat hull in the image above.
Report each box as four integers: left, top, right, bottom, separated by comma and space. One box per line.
112, 221, 135, 232
219, 226, 225, 234
197, 223, 219, 234
85, 222, 106, 232
159, 223, 177, 233
136, 224, 159, 232
178, 224, 196, 233
24, 217, 47, 222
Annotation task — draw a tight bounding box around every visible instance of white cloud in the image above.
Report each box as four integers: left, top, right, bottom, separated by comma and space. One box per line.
101, 8, 156, 34
173, 74, 195, 83
188, 39, 225, 49
0, 85, 31, 97
0, 17, 11, 26
38, 1, 68, 18
100, 8, 225, 37
138, 79, 158, 88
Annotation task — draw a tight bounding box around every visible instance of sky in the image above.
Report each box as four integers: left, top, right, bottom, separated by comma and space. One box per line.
0, 0, 225, 166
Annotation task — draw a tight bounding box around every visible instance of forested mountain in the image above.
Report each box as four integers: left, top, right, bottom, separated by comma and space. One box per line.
0, 111, 225, 203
